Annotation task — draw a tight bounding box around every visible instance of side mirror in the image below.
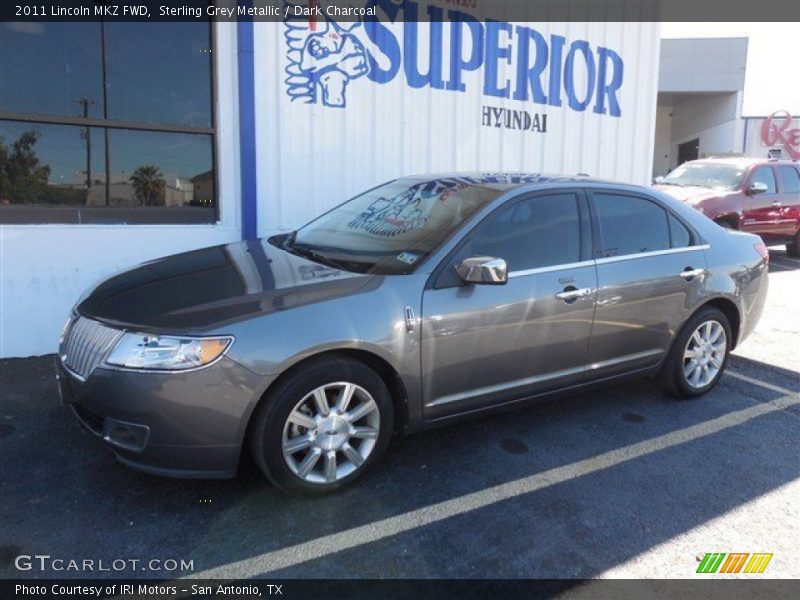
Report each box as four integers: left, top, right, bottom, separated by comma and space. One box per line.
748, 181, 769, 195
653, 176, 665, 184
456, 256, 508, 285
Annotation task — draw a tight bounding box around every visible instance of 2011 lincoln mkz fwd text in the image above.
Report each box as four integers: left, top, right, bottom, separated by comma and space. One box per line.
57, 174, 769, 495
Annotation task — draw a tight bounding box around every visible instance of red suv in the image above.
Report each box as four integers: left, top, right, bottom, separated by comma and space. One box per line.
654, 158, 800, 256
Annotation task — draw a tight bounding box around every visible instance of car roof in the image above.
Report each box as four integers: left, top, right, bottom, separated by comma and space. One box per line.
398, 172, 634, 193
685, 157, 797, 168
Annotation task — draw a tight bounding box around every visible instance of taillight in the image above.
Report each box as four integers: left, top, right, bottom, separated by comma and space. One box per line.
754, 242, 769, 264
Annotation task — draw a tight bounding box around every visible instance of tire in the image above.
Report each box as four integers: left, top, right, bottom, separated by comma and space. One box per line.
659, 307, 732, 399
715, 219, 734, 230
787, 232, 800, 258
248, 355, 393, 495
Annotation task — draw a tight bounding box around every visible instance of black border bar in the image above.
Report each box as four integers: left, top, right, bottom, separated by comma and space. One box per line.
3, 579, 800, 600
2, 0, 800, 23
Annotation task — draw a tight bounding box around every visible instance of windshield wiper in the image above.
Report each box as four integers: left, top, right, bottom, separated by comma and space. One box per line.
288, 242, 349, 271
660, 181, 685, 187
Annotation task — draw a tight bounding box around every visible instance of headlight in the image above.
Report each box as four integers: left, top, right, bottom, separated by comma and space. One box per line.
105, 333, 233, 371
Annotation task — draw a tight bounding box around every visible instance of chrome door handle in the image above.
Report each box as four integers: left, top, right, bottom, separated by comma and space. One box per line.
679, 268, 705, 280
555, 287, 593, 301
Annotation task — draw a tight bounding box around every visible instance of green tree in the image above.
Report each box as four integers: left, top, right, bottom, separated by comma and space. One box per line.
130, 165, 166, 206
0, 130, 51, 204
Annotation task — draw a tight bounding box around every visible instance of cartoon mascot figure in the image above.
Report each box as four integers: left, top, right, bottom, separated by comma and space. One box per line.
284, 1, 370, 108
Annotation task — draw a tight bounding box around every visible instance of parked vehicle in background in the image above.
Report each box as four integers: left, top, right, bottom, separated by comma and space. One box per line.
57, 174, 769, 495
654, 158, 800, 257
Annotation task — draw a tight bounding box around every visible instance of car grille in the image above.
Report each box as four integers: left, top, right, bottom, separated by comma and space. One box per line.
62, 317, 123, 380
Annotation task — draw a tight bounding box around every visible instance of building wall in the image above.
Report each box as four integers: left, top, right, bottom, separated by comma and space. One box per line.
0, 19, 662, 358
652, 105, 673, 177
0, 24, 242, 358
253, 19, 661, 236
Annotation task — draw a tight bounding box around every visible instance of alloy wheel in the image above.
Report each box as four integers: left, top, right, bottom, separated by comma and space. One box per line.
281, 382, 380, 484
683, 320, 727, 389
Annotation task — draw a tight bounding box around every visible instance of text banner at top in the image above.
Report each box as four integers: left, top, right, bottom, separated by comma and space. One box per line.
3, 0, 800, 23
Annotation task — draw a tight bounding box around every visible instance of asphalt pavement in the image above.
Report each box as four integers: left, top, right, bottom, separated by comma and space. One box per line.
1, 249, 798, 580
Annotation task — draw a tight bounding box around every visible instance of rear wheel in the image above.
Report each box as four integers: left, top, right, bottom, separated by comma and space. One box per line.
248, 356, 393, 495
787, 232, 800, 258
714, 219, 735, 230
660, 307, 732, 398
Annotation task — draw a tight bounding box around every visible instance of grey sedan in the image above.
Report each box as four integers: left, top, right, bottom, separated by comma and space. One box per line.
57, 174, 769, 494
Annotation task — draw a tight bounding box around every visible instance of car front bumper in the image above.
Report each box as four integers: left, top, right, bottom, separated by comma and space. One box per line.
56, 356, 265, 479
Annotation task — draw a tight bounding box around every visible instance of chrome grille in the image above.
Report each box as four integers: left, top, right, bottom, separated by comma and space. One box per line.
62, 317, 122, 380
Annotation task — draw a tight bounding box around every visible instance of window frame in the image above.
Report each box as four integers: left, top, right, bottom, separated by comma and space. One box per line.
746, 166, 778, 196
586, 189, 700, 260
430, 188, 592, 289
0, 20, 218, 225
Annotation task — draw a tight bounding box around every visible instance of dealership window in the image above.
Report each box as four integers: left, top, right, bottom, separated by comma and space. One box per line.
0, 22, 216, 224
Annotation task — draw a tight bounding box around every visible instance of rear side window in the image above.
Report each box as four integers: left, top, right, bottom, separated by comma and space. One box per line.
668, 214, 692, 248
460, 193, 581, 272
751, 167, 777, 194
777, 166, 800, 194
593, 193, 670, 257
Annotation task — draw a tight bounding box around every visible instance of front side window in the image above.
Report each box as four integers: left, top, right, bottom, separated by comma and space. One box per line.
283, 177, 508, 275
593, 193, 671, 257
662, 163, 747, 191
0, 22, 215, 224
750, 167, 777, 195
777, 166, 800, 194
457, 193, 581, 272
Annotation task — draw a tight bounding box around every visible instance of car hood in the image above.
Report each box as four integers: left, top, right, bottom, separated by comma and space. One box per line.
76, 238, 378, 331
653, 184, 726, 204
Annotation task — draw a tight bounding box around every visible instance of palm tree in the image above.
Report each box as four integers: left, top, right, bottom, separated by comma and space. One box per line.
129, 165, 166, 206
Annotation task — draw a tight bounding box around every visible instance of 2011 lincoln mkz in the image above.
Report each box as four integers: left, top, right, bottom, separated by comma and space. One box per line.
57, 174, 769, 495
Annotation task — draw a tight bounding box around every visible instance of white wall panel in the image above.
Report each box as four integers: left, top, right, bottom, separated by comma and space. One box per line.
254, 20, 661, 236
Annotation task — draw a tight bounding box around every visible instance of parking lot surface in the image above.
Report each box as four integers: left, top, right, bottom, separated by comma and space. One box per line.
1, 249, 798, 580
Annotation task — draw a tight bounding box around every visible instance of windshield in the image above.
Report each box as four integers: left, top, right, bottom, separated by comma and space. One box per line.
278, 177, 508, 275
662, 163, 747, 191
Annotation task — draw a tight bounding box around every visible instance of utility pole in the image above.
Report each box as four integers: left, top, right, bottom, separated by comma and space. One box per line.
74, 97, 95, 190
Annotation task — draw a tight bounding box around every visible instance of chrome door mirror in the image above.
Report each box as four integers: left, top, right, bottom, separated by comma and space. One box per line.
653, 176, 665, 184
748, 181, 769, 195
456, 256, 508, 285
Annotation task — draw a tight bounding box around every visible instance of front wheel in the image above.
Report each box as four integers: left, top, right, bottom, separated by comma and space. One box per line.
660, 307, 732, 398
248, 356, 393, 495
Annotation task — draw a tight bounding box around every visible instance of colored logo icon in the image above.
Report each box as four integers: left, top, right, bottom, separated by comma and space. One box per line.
697, 553, 773, 574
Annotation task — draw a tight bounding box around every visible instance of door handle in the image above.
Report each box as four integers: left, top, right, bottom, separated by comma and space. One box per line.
555, 287, 593, 302
679, 268, 705, 280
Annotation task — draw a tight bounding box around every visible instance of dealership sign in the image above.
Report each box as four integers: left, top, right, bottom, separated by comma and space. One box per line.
283, 0, 624, 117
761, 110, 800, 159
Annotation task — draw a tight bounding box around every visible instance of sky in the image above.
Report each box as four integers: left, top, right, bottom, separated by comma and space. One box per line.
660, 23, 800, 116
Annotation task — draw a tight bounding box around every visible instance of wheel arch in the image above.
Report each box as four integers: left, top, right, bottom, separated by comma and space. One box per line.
697, 296, 742, 349
244, 348, 411, 445
712, 213, 741, 230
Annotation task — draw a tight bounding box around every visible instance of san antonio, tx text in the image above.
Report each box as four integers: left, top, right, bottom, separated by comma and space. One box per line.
16, 583, 280, 596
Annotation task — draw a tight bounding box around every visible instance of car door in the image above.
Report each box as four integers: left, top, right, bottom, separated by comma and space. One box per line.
586, 190, 707, 379
420, 190, 597, 419
775, 165, 800, 238
742, 166, 784, 237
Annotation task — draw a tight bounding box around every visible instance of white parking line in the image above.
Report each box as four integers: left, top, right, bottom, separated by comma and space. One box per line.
186, 383, 800, 579
726, 369, 798, 396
